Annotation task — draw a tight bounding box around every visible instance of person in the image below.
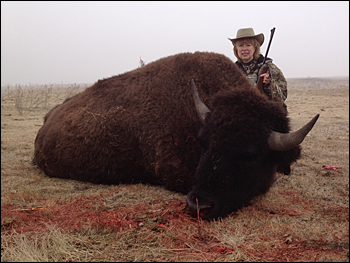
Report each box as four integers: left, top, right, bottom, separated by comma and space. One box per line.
228, 27, 287, 107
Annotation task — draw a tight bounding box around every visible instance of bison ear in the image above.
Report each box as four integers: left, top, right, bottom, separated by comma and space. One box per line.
191, 79, 211, 124
268, 114, 320, 151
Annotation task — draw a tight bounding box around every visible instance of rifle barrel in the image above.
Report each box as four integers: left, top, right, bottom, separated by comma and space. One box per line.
262, 27, 276, 65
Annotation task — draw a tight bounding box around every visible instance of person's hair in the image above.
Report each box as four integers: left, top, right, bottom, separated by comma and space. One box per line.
233, 38, 261, 63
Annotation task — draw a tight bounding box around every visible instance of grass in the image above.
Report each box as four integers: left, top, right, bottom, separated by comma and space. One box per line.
1, 78, 349, 261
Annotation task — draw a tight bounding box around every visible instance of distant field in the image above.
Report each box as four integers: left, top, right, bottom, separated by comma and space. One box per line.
1, 78, 349, 261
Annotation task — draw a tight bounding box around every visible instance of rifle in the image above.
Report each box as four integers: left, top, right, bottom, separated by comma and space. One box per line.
256, 27, 276, 94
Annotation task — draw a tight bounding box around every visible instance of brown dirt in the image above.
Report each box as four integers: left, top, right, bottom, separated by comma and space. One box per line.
1, 78, 349, 261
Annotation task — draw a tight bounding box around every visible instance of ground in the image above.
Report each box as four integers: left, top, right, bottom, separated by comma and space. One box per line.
1, 78, 349, 261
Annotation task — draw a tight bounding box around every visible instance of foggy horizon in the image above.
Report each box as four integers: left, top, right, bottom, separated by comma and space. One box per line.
1, 1, 349, 86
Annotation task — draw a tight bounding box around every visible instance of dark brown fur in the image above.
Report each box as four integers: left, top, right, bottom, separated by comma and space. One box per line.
34, 52, 251, 193
187, 88, 301, 219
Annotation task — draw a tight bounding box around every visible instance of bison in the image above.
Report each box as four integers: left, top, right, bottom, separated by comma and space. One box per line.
34, 51, 319, 220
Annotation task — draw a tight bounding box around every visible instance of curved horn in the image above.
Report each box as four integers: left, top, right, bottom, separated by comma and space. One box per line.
191, 79, 210, 124
268, 114, 320, 151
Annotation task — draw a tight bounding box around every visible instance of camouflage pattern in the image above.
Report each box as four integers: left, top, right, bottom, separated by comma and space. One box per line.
235, 54, 287, 104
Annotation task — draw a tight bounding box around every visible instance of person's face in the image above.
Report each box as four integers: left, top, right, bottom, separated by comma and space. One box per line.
236, 40, 256, 63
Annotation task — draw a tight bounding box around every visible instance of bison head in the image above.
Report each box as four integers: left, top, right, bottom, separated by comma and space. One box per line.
187, 80, 319, 220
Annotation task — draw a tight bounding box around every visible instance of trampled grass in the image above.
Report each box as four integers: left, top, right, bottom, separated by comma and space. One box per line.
1, 78, 349, 261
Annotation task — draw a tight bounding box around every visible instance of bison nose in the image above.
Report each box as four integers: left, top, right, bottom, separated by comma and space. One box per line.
186, 192, 214, 219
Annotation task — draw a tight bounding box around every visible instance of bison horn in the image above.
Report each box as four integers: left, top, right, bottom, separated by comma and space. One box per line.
268, 114, 320, 151
191, 79, 211, 124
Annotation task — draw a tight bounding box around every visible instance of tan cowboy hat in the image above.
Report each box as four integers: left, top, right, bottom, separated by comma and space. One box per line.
228, 27, 264, 46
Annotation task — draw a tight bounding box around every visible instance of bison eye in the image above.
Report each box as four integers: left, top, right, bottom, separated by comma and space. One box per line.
197, 128, 209, 152
197, 137, 209, 153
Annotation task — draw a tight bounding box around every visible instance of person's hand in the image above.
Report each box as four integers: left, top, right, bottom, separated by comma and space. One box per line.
260, 73, 270, 84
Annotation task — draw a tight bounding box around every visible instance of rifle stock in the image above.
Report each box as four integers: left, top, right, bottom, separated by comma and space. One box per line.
255, 27, 275, 95
256, 64, 268, 93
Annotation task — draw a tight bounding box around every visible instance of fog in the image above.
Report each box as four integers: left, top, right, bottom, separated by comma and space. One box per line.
1, 1, 349, 86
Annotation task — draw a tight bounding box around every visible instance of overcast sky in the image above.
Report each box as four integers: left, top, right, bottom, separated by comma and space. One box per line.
1, 1, 349, 86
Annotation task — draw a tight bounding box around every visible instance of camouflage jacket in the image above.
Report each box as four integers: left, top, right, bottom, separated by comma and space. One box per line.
235, 54, 287, 103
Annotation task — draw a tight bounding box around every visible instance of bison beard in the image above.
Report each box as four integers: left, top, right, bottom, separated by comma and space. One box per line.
186, 89, 301, 220
34, 51, 319, 220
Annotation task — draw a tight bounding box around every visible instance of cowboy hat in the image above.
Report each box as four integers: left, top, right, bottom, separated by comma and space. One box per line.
228, 27, 264, 46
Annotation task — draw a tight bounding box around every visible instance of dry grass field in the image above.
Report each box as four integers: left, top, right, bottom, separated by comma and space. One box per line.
1, 77, 349, 262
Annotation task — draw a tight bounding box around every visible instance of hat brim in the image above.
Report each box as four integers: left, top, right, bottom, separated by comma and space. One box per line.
228, 33, 264, 46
